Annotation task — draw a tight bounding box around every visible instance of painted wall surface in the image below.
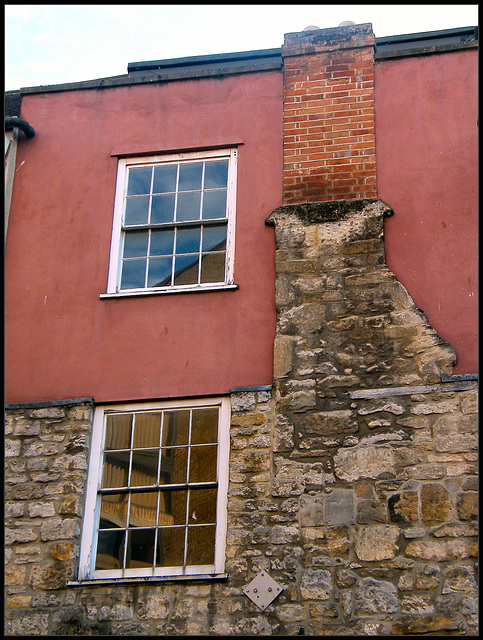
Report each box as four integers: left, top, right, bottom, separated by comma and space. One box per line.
375, 49, 478, 374
4, 47, 478, 405
4, 71, 282, 403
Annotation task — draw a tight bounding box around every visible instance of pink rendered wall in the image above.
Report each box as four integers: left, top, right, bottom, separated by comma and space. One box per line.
5, 72, 282, 403
375, 49, 478, 374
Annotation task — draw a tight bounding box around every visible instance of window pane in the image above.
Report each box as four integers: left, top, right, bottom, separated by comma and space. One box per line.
147, 257, 173, 288
100, 493, 129, 528
129, 492, 159, 527
176, 191, 201, 221
105, 414, 132, 450
125, 196, 150, 225
178, 163, 202, 191
204, 160, 228, 189
159, 489, 187, 526
175, 227, 201, 255
189, 445, 217, 483
174, 254, 199, 286
191, 408, 218, 444
188, 488, 217, 524
132, 413, 162, 448
153, 165, 177, 194
200, 251, 225, 283
186, 525, 215, 565
95, 529, 125, 570
156, 527, 185, 567
123, 231, 148, 258
160, 447, 188, 485
130, 450, 159, 487
127, 166, 152, 196
126, 528, 156, 568
120, 258, 146, 289
202, 190, 227, 220
151, 194, 176, 224
102, 451, 130, 488
163, 411, 190, 446
202, 225, 226, 252
150, 229, 174, 256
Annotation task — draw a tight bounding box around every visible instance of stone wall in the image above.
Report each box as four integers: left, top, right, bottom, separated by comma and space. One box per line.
4, 200, 478, 635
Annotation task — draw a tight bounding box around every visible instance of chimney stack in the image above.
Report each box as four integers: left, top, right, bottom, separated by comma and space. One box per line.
281, 23, 377, 204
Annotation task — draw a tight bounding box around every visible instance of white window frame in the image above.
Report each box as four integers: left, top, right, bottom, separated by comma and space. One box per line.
105, 148, 237, 296
78, 397, 230, 581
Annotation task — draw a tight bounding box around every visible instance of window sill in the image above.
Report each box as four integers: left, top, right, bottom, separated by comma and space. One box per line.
68, 573, 229, 587
100, 284, 239, 299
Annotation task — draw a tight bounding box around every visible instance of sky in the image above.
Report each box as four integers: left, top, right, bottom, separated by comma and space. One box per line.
5, 4, 479, 91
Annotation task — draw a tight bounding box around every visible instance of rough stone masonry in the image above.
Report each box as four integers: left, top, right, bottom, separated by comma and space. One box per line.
4, 198, 478, 635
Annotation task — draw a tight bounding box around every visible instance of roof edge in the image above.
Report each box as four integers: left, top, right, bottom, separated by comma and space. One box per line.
9, 26, 478, 96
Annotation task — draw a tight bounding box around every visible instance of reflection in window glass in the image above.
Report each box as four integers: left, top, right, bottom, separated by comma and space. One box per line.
202, 190, 227, 220
200, 252, 225, 284
186, 525, 216, 565
151, 194, 176, 224
153, 165, 177, 194
93, 405, 222, 574
117, 153, 234, 291
204, 160, 228, 189
127, 167, 152, 196
178, 163, 203, 191
125, 196, 150, 225
176, 192, 201, 222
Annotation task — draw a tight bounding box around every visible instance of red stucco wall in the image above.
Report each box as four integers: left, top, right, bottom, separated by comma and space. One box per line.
375, 49, 478, 374
5, 47, 478, 404
5, 71, 282, 403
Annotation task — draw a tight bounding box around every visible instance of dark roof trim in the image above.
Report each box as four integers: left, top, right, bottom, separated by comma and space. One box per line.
5, 397, 94, 410
19, 50, 282, 96
11, 26, 478, 95
127, 47, 282, 72
375, 25, 478, 59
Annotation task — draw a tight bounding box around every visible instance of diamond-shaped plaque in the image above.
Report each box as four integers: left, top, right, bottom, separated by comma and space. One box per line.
242, 571, 283, 611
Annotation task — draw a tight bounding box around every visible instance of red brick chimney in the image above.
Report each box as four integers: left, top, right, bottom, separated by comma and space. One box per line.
282, 23, 377, 204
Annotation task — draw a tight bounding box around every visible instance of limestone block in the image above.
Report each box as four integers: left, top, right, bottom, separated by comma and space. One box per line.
354, 577, 398, 614
388, 491, 418, 523
432, 414, 478, 452
5, 527, 38, 544
334, 445, 396, 481
299, 494, 324, 527
28, 502, 55, 518
442, 565, 477, 594
29, 562, 73, 590
405, 539, 470, 561
325, 489, 354, 525
277, 302, 326, 336
50, 542, 75, 561
300, 569, 332, 600
274, 336, 295, 378
98, 604, 133, 621
398, 573, 414, 591
40, 518, 78, 541
5, 613, 49, 636
456, 492, 478, 520
354, 525, 399, 561
460, 389, 478, 414
414, 563, 441, 589
5, 439, 21, 457
30, 407, 66, 419
420, 484, 454, 522
392, 616, 461, 635
297, 410, 357, 436
356, 498, 387, 523
401, 595, 435, 615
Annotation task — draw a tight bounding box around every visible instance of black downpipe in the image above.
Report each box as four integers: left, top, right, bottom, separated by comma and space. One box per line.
5, 116, 35, 138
